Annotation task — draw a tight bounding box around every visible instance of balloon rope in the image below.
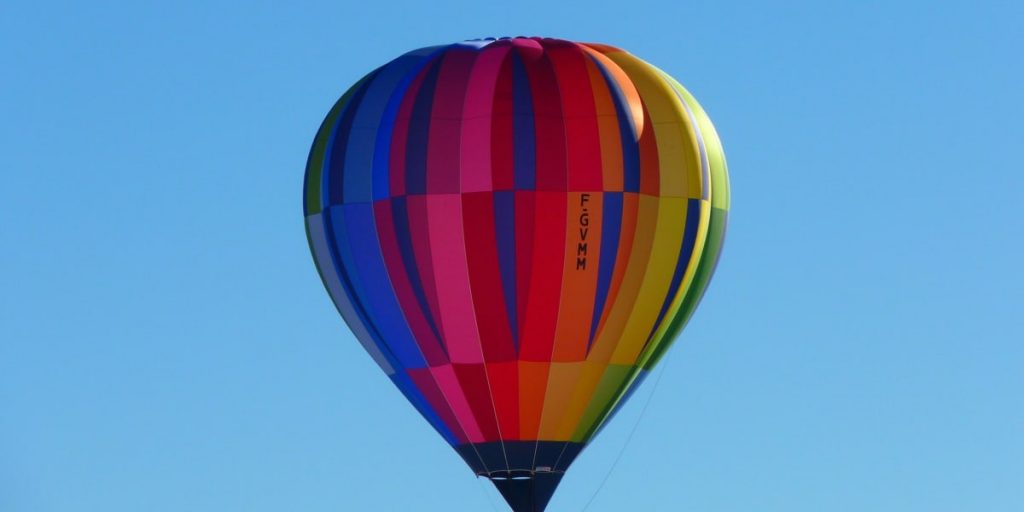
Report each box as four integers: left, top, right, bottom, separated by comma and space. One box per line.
580, 349, 674, 511
475, 474, 501, 512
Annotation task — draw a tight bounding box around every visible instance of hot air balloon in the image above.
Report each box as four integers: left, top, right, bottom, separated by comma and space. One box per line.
303, 37, 729, 512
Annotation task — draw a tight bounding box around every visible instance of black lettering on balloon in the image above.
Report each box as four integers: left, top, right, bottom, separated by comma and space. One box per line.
575, 193, 593, 271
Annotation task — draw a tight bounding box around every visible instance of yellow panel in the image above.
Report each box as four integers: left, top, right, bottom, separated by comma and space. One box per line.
604, 52, 703, 200
639, 198, 710, 367
610, 196, 687, 365
586, 194, 660, 362
662, 73, 731, 211
552, 359, 609, 439
536, 362, 585, 440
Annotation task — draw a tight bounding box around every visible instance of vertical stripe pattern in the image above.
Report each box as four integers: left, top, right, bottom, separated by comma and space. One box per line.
303, 38, 730, 496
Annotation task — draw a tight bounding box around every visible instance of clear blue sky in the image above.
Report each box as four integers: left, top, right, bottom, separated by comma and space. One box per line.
2, 1, 1021, 511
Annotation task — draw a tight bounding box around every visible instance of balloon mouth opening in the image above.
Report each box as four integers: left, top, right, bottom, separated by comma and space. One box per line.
486, 470, 567, 512
484, 469, 562, 481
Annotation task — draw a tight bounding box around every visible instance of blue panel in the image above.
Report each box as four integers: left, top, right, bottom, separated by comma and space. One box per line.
303, 71, 375, 216
587, 191, 623, 351
324, 71, 379, 208
335, 204, 427, 369
371, 49, 448, 201
404, 58, 443, 195
389, 197, 446, 352
342, 46, 449, 204
390, 372, 459, 445
319, 208, 404, 374
454, 444, 487, 474
307, 213, 395, 374
493, 190, 519, 347
643, 198, 701, 345
511, 51, 536, 191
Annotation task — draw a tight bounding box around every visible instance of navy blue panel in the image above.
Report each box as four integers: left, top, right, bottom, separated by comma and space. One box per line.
405, 58, 444, 195
307, 213, 395, 374
643, 198, 702, 345
475, 442, 509, 474
389, 197, 446, 354
304, 71, 375, 216
493, 190, 519, 346
588, 54, 640, 193
461, 441, 583, 475
587, 191, 623, 350
454, 444, 487, 474
344, 48, 450, 204
324, 70, 379, 207
552, 442, 583, 472
502, 440, 536, 471
372, 50, 448, 201
319, 207, 403, 373
511, 51, 536, 191
491, 472, 563, 512
532, 441, 564, 472
330, 204, 426, 370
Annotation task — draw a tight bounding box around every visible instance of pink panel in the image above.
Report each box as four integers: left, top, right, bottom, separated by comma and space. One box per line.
427, 49, 477, 194
427, 194, 484, 364
373, 200, 448, 366
407, 368, 469, 444
431, 364, 485, 443
511, 37, 543, 60
405, 195, 444, 331
461, 44, 512, 193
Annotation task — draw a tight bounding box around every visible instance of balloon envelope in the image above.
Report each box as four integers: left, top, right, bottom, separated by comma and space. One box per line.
303, 37, 729, 512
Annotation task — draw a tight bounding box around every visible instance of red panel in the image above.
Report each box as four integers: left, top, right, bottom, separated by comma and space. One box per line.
490, 54, 515, 191
519, 191, 567, 361
487, 361, 520, 439
453, 363, 501, 441
462, 192, 516, 361
638, 102, 661, 196
523, 43, 567, 192
548, 41, 603, 191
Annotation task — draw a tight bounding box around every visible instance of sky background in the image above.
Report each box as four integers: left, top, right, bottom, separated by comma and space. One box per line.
2, 1, 1022, 511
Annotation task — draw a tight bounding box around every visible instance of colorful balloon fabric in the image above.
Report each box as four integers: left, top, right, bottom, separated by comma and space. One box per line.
303, 37, 729, 512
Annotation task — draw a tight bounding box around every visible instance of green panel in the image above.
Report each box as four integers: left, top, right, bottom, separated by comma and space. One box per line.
661, 74, 731, 211
571, 364, 634, 442
638, 206, 728, 369
571, 74, 732, 444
